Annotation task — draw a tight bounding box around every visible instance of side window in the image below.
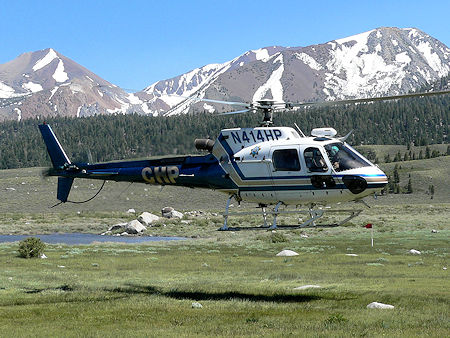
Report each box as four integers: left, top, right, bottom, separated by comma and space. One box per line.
272, 149, 300, 171
304, 147, 328, 172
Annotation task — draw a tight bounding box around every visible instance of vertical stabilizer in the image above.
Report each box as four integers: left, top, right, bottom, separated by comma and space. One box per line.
38, 124, 71, 168
57, 177, 74, 202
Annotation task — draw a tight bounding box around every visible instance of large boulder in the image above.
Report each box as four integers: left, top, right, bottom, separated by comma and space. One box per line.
276, 250, 299, 257
138, 212, 160, 226
162, 207, 183, 219
367, 302, 394, 309
108, 223, 127, 231
125, 220, 146, 234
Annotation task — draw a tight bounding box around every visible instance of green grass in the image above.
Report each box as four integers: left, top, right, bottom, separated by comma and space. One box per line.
0, 229, 448, 337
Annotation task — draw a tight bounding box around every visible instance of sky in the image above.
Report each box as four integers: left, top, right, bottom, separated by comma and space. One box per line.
1, 0, 449, 90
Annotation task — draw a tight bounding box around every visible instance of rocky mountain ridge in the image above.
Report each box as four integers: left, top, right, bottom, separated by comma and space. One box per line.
1, 27, 449, 121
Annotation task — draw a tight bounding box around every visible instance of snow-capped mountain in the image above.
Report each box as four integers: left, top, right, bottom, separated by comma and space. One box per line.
138, 27, 450, 115
0, 27, 449, 121
0, 48, 144, 121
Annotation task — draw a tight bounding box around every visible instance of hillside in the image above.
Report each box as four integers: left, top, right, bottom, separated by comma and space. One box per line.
0, 93, 448, 169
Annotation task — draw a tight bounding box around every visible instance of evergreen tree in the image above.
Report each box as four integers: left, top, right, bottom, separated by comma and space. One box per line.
393, 165, 400, 183
425, 146, 431, 159
406, 178, 413, 194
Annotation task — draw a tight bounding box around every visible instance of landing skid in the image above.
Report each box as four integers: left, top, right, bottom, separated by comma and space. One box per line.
219, 196, 363, 231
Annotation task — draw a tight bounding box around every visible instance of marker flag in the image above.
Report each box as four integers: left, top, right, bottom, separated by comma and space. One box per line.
365, 223, 372, 229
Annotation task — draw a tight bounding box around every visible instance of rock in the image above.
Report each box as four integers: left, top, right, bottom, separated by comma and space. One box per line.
120, 232, 130, 236
276, 250, 299, 257
40, 253, 47, 259
125, 220, 146, 234
6, 187, 16, 191
162, 207, 174, 214
443, 267, 447, 270
100, 231, 112, 236
162, 207, 183, 219
300, 234, 309, 238
409, 249, 421, 255
293, 285, 321, 290
58, 265, 65, 268
367, 302, 394, 309
192, 302, 203, 309
138, 212, 160, 226
431, 229, 438, 233
346, 254, 359, 257
127, 208, 136, 214
108, 223, 127, 231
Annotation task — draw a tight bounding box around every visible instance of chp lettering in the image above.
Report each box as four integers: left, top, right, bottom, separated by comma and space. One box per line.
141, 166, 179, 184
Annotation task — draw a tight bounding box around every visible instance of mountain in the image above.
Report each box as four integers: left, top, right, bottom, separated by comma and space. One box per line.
0, 48, 144, 121
138, 27, 450, 115
0, 27, 449, 121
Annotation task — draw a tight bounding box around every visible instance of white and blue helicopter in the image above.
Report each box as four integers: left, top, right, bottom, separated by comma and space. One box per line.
39, 90, 450, 230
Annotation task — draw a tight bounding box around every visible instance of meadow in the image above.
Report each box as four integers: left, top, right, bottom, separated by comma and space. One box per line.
0, 158, 449, 337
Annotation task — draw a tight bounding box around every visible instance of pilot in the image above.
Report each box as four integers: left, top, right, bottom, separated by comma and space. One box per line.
312, 149, 326, 170
329, 145, 340, 170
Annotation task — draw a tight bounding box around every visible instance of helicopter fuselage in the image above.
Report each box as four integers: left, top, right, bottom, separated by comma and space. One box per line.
40, 124, 388, 206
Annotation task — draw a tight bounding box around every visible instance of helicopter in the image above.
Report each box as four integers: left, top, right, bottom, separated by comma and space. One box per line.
39, 89, 450, 230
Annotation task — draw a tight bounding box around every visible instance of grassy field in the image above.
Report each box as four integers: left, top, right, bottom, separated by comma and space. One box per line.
1, 229, 448, 337
0, 158, 449, 336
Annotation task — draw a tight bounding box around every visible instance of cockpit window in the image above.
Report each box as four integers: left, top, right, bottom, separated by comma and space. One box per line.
304, 147, 328, 172
272, 149, 300, 171
325, 142, 371, 172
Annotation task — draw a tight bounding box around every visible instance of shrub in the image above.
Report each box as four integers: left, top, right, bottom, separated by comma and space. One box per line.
18, 237, 46, 258
270, 232, 289, 243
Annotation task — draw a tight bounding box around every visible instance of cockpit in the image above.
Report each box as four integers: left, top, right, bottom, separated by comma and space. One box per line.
324, 142, 372, 172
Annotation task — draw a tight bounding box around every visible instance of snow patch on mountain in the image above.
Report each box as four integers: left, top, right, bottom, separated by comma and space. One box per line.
53, 60, 69, 82
203, 103, 215, 113
324, 29, 411, 98
49, 86, 59, 100
253, 54, 284, 102
22, 81, 43, 93
335, 29, 374, 45
127, 93, 142, 104
295, 52, 323, 70
416, 41, 449, 77
33, 48, 58, 71
14, 108, 21, 121
0, 81, 17, 98
395, 52, 411, 64
253, 48, 270, 62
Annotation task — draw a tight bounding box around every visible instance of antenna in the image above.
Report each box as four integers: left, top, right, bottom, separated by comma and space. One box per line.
294, 123, 306, 137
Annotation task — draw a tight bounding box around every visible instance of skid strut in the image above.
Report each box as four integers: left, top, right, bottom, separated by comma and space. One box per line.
220, 201, 363, 230
220, 194, 235, 231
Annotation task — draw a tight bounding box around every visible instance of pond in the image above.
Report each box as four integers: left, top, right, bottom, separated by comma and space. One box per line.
0, 233, 186, 245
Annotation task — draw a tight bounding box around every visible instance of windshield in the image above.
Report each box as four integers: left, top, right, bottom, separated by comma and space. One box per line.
324, 142, 371, 172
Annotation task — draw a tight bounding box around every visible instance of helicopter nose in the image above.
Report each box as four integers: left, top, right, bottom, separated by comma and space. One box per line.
342, 175, 368, 194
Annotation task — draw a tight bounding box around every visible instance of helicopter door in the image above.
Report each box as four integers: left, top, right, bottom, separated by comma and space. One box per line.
303, 147, 335, 189
269, 147, 301, 200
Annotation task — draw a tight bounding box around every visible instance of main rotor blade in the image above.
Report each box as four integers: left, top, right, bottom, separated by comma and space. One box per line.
164, 94, 250, 107
218, 109, 253, 116
199, 98, 250, 107
289, 89, 450, 108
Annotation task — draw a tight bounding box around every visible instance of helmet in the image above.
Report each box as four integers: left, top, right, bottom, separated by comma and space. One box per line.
330, 145, 339, 156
